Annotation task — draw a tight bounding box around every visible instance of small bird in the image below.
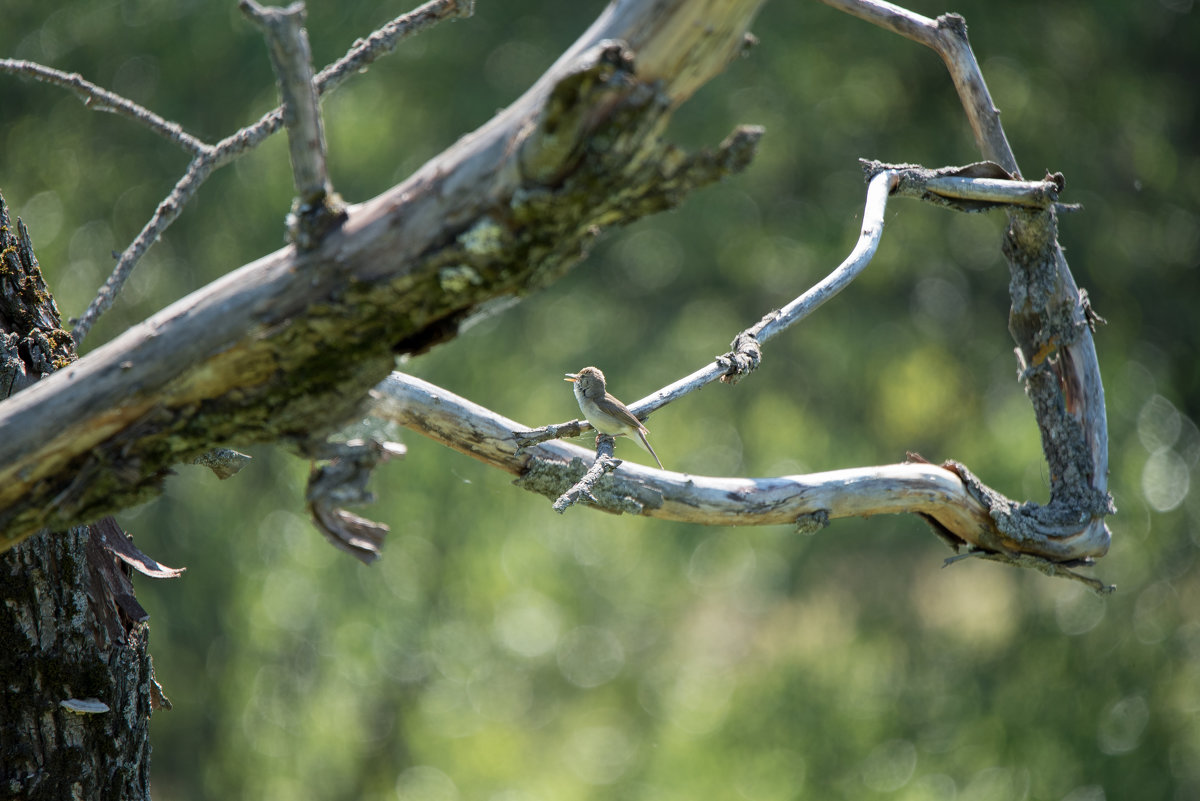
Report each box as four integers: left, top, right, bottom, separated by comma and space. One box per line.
565, 366, 664, 469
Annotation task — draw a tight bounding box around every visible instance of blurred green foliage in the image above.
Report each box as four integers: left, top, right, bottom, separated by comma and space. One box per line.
3, 0, 1199, 799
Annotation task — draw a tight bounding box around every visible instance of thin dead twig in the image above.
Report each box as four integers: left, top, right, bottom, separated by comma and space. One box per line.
2, 0, 474, 344
0, 60, 210, 156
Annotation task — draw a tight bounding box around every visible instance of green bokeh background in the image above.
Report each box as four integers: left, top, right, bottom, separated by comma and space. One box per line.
3, 1, 1199, 799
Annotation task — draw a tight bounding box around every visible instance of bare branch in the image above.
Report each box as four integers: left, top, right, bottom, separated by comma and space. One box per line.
370, 372, 1112, 565
72, 156, 215, 344
394, 158, 1113, 567
0, 0, 768, 550
517, 167, 898, 446
1, 0, 1113, 581
240, 0, 331, 205
34, 0, 475, 343
240, 0, 347, 249
316, 0, 475, 95
821, 0, 1113, 562
944, 549, 1114, 595
923, 174, 1062, 210
552, 436, 623, 513
866, 159, 1065, 211
0, 59, 209, 156
816, 0, 1017, 174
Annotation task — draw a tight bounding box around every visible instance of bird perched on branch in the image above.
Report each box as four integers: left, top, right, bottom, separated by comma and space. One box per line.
565, 366, 663, 469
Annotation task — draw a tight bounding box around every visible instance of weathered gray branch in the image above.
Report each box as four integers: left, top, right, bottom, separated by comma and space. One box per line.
0, 60, 209, 155
0, 0, 767, 549
380, 162, 1112, 571
824, 0, 1112, 561
370, 373, 995, 533
0, 0, 1112, 582
817, 1, 1018, 173
240, 0, 349, 250
241, 0, 332, 205
370, 371, 1111, 588
0, 0, 473, 344
517, 168, 898, 449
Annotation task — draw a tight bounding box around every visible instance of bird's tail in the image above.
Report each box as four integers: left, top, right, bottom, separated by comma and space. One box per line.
634, 429, 664, 469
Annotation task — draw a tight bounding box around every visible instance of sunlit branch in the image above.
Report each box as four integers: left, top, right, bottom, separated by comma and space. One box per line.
823, 0, 1113, 562
0, 0, 767, 550
316, 0, 475, 96
370, 371, 1112, 591
552, 435, 622, 513
241, 0, 332, 205
815, 0, 1017, 174
241, 0, 348, 250
516, 168, 898, 447
2, 1, 476, 344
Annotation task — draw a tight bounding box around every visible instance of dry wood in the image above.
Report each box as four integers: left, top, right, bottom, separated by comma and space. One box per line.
0, 0, 767, 548
0, 0, 1112, 590
371, 370, 1113, 595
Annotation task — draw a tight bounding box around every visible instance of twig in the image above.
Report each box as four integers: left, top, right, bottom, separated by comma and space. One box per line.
923, 175, 1060, 209
865, 159, 1064, 211
515, 168, 898, 447
743, 169, 897, 346
73, 156, 215, 343
815, 0, 1017, 174
552, 435, 622, 512
241, 0, 331, 205
0, 60, 209, 156
0, 1, 476, 343
316, 0, 475, 96
240, 0, 346, 250
944, 548, 1114, 596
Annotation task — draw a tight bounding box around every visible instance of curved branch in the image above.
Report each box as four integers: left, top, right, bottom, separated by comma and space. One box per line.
371, 371, 1113, 580
816, 1, 1017, 173
518, 168, 898, 446
822, 0, 1113, 560
371, 152, 1111, 567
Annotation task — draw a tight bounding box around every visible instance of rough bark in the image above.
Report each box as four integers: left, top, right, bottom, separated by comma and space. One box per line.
0, 528, 155, 801
0, 1, 1119, 797
0, 0, 766, 550
0, 4, 765, 793
0, 193, 155, 801
827, 4, 1112, 560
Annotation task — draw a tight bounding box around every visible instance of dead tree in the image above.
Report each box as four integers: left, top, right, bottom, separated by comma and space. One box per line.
0, 0, 1114, 797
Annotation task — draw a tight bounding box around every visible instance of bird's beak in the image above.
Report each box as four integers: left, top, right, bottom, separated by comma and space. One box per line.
564, 373, 578, 382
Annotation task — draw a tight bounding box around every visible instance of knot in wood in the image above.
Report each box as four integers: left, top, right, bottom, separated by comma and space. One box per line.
718, 332, 761, 384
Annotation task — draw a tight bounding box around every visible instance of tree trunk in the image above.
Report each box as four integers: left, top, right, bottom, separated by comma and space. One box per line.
0, 1, 764, 796
0, 529, 154, 801
0, 195, 156, 799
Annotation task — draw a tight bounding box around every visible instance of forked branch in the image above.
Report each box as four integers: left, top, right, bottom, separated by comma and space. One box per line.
377, 162, 1111, 584
0, 0, 769, 549
0, 0, 1112, 590
0, 0, 474, 343
517, 168, 899, 447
